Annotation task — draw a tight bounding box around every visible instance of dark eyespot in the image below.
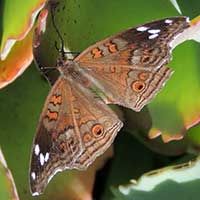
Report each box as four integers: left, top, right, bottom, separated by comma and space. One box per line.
92, 124, 104, 138
132, 81, 145, 92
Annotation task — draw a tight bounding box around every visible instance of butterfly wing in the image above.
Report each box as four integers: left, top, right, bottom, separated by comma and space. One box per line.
74, 17, 189, 111
75, 17, 189, 65
29, 77, 122, 195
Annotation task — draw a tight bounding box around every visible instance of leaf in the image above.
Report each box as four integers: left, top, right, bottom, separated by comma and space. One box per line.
0, 148, 19, 200
99, 131, 196, 199
169, 0, 182, 14
0, 28, 33, 89
147, 14, 200, 143
0, 0, 46, 60
123, 108, 188, 156
112, 156, 200, 200
176, 0, 200, 18
0, 0, 48, 89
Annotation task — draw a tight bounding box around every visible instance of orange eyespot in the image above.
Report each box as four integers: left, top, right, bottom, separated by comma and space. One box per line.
138, 72, 149, 81
83, 133, 92, 142
132, 81, 145, 92
92, 124, 104, 137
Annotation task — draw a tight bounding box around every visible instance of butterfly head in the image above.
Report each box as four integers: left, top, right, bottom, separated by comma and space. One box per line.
56, 56, 69, 68
56, 56, 75, 73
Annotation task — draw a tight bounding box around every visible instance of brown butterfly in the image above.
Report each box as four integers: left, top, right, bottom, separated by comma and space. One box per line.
30, 16, 190, 195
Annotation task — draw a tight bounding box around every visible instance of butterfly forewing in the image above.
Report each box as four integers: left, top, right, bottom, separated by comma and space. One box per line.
81, 63, 173, 111
74, 17, 189, 111
75, 17, 189, 65
30, 77, 122, 195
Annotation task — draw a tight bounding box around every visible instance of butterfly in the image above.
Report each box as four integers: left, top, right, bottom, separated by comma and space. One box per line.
30, 16, 190, 195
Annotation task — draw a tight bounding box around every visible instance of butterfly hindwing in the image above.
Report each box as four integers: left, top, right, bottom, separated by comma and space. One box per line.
30, 77, 123, 195
30, 77, 81, 195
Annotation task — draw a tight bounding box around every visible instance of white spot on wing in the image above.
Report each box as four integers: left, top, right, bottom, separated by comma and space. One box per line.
34, 144, 40, 156
32, 192, 39, 196
44, 152, 49, 162
165, 19, 173, 24
31, 172, 36, 180
186, 17, 190, 23
149, 34, 159, 39
137, 26, 149, 32
39, 153, 45, 166
148, 29, 160, 34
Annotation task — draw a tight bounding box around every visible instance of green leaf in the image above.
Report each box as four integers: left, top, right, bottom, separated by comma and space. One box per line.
0, 0, 46, 60
0, 65, 48, 199
148, 40, 200, 142
177, 0, 200, 18
169, 0, 182, 14
0, 148, 19, 200
112, 156, 200, 200
0, 28, 33, 89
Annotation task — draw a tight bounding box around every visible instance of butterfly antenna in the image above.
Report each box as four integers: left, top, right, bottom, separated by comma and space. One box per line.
50, 6, 65, 58
50, 5, 80, 58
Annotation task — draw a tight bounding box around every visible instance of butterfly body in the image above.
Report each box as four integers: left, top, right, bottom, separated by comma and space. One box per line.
30, 16, 190, 195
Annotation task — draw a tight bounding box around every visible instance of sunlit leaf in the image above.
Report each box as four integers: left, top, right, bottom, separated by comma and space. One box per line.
0, 28, 33, 89
169, 0, 182, 14
0, 0, 46, 60
112, 156, 200, 200
0, 148, 19, 200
